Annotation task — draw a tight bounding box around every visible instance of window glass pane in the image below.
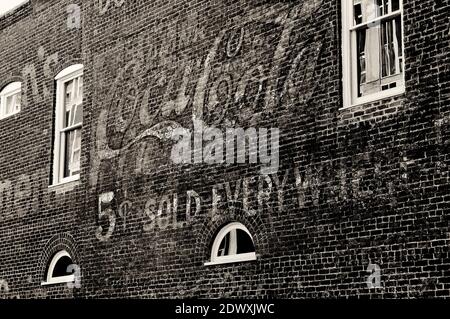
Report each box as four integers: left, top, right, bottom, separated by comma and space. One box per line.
217, 228, 255, 256
236, 229, 255, 254
381, 19, 401, 77
350, 2, 403, 100
354, 2, 363, 24
218, 232, 230, 256
391, 0, 400, 11
73, 104, 83, 125
64, 80, 74, 128
395, 15, 403, 73
381, 20, 389, 77
357, 0, 377, 22
76, 76, 83, 105
377, 0, 390, 16
376, 0, 400, 16
51, 256, 73, 278
4, 93, 21, 115
63, 129, 81, 178
356, 24, 381, 94
5, 95, 14, 114
64, 76, 83, 128
356, 29, 367, 97
15, 93, 21, 112
63, 133, 71, 178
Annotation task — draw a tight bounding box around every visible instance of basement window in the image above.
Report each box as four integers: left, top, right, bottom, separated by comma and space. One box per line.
42, 250, 75, 285
0, 82, 21, 119
342, 0, 405, 107
52, 65, 83, 186
205, 222, 257, 266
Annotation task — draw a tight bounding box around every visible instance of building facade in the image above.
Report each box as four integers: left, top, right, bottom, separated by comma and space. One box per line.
0, 0, 449, 298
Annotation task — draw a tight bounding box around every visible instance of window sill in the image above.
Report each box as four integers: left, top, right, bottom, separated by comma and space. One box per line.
342, 87, 405, 110
0, 111, 20, 120
48, 176, 80, 191
41, 277, 75, 286
204, 253, 257, 266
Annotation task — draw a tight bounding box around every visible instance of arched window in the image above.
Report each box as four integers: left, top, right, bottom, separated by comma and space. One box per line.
205, 222, 257, 266
51, 64, 84, 186
0, 82, 21, 119
42, 250, 75, 285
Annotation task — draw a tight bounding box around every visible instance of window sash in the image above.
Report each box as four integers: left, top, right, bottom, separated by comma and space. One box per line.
342, 0, 405, 108
64, 76, 83, 128
0, 89, 21, 118
60, 127, 81, 179
52, 66, 83, 185
350, 10, 401, 31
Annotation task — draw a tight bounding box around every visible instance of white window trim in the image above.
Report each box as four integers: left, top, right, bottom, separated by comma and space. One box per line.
204, 222, 257, 266
51, 64, 83, 186
0, 82, 21, 120
55, 64, 84, 81
41, 250, 75, 286
342, 0, 405, 109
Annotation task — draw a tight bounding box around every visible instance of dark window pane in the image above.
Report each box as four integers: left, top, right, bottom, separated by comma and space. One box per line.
65, 110, 70, 128
356, 29, 367, 96
377, 0, 385, 16
395, 16, 403, 73
51, 256, 73, 278
354, 3, 362, 24
236, 229, 255, 254
392, 0, 400, 11
381, 20, 395, 77
64, 132, 71, 178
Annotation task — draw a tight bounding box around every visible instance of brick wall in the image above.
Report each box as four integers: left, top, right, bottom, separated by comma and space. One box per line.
0, 0, 449, 299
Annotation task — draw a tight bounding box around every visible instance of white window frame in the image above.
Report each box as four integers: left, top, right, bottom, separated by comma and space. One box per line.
51, 64, 84, 186
204, 222, 257, 266
342, 0, 405, 108
41, 250, 75, 286
0, 82, 21, 120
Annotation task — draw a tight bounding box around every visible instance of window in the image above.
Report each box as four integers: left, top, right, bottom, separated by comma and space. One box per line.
205, 222, 257, 266
42, 250, 75, 285
0, 82, 21, 119
342, 0, 404, 107
52, 65, 83, 185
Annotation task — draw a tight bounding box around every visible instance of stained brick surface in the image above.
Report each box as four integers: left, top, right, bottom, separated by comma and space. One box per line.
0, 0, 449, 299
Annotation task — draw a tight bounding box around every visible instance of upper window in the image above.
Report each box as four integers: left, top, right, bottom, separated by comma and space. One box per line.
0, 82, 21, 119
42, 250, 75, 285
205, 222, 257, 266
52, 65, 83, 185
342, 0, 404, 107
